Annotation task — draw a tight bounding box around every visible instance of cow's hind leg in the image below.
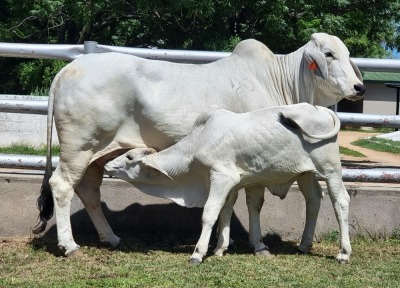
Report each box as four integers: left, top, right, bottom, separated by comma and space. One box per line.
326, 176, 351, 263
75, 162, 121, 248
49, 152, 93, 256
190, 170, 240, 264
245, 186, 272, 256
297, 173, 323, 254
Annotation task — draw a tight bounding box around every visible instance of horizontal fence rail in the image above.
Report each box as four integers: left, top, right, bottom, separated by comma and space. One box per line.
1, 153, 400, 183
1, 41, 400, 70
337, 112, 400, 128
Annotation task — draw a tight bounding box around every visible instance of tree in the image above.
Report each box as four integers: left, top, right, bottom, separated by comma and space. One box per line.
0, 0, 399, 94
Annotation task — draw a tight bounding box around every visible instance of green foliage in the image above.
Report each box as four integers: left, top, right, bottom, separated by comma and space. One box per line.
17, 59, 66, 94
0, 0, 399, 93
352, 137, 400, 155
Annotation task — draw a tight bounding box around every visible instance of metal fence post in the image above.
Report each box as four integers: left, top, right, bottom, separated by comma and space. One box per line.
84, 41, 98, 54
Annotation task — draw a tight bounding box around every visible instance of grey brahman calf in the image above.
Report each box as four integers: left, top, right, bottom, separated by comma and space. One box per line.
105, 103, 351, 264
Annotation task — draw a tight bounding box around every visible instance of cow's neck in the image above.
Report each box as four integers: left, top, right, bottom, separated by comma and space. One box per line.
275, 47, 315, 105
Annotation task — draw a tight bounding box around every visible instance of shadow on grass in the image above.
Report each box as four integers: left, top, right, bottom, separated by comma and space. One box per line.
29, 201, 318, 259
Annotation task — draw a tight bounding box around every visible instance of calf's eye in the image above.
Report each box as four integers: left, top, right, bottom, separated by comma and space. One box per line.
325, 52, 334, 58
126, 154, 133, 161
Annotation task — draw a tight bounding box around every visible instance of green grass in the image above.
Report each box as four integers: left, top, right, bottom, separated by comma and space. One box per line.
0, 144, 60, 156
339, 146, 366, 157
352, 137, 400, 155
341, 127, 396, 133
0, 234, 399, 287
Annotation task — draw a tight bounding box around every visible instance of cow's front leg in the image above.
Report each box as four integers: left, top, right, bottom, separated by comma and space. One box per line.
245, 186, 272, 256
213, 189, 238, 256
296, 174, 323, 254
190, 171, 239, 264
75, 162, 121, 248
326, 177, 351, 263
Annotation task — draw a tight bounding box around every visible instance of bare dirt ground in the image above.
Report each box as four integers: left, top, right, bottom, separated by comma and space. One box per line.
338, 130, 400, 169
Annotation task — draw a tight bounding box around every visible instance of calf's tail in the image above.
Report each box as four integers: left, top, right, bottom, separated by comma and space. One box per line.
32, 82, 56, 234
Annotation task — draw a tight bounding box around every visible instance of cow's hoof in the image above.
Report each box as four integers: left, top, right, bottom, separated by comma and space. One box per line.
110, 239, 127, 251
297, 244, 312, 254
296, 249, 307, 255
188, 257, 202, 265
254, 247, 274, 258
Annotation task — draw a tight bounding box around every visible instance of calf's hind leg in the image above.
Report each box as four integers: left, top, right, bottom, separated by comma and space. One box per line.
245, 186, 272, 256
75, 162, 121, 248
297, 173, 323, 254
326, 177, 351, 263
213, 189, 238, 256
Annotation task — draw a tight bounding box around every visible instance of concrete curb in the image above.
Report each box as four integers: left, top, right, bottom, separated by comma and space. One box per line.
0, 172, 399, 241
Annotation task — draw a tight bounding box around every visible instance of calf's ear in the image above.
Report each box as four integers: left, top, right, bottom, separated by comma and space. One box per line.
304, 45, 329, 79
141, 158, 173, 180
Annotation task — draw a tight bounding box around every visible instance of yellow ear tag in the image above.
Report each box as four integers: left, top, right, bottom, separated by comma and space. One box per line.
308, 61, 318, 70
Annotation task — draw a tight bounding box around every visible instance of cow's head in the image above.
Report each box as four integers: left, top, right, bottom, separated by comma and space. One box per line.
104, 148, 171, 184
303, 33, 365, 104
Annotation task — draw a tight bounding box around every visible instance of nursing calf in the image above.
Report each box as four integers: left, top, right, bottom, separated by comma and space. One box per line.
105, 103, 351, 264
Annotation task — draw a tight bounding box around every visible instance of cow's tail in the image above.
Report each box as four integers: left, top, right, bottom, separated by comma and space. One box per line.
280, 107, 341, 140
32, 77, 57, 234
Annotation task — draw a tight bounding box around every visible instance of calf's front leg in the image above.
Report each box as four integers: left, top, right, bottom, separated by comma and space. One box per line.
190, 171, 239, 264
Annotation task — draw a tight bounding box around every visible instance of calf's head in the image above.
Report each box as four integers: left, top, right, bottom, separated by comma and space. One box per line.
104, 148, 171, 184
303, 33, 365, 103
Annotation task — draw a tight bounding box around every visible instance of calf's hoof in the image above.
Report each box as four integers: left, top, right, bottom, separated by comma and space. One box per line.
67, 249, 84, 258
63, 245, 81, 257
336, 253, 350, 264
188, 257, 202, 265
213, 249, 225, 257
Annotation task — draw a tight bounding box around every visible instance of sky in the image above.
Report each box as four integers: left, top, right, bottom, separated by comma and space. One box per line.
392, 48, 400, 59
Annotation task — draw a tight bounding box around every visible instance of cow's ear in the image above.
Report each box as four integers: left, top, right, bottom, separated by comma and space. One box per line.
350, 59, 363, 82
304, 46, 329, 79
141, 157, 173, 180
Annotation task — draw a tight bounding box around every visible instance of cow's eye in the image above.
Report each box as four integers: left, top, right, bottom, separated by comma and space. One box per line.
126, 154, 133, 161
325, 51, 334, 58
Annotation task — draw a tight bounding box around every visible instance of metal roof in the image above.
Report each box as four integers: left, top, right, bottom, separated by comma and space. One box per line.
362, 71, 400, 83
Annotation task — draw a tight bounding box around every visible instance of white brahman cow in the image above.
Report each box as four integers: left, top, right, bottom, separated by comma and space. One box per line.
104, 103, 351, 264
34, 33, 363, 257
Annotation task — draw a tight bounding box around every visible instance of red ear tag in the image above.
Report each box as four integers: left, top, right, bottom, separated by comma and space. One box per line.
308, 61, 318, 71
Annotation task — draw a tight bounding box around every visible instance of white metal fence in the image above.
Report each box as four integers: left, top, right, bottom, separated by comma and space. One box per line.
0, 41, 400, 183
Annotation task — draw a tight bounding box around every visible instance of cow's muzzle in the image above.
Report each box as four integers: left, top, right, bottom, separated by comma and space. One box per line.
354, 83, 366, 96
